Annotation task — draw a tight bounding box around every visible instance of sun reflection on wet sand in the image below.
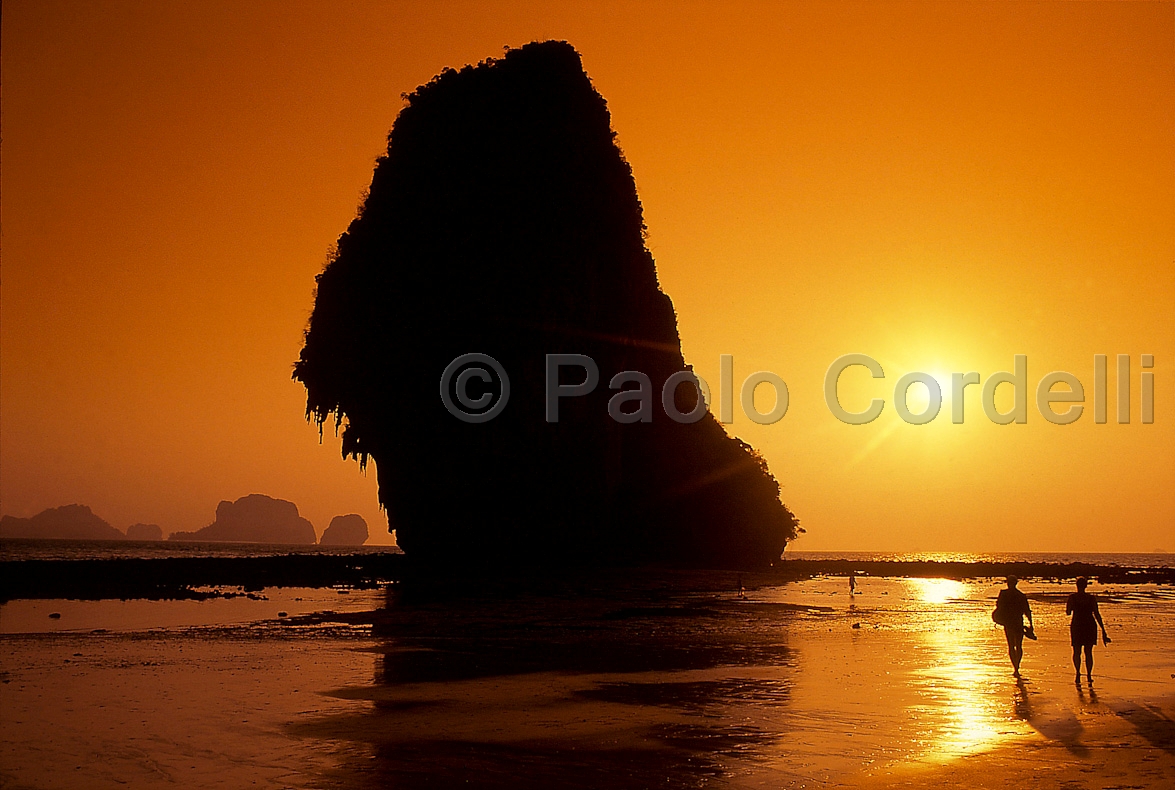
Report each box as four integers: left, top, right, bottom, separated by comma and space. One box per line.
909, 577, 967, 605
3, 575, 1172, 788
905, 578, 1027, 763
754, 576, 1039, 782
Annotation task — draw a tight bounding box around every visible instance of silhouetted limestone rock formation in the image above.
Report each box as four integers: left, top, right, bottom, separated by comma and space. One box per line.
296, 41, 800, 569
169, 494, 316, 544
320, 514, 369, 546
126, 523, 164, 541
0, 505, 126, 541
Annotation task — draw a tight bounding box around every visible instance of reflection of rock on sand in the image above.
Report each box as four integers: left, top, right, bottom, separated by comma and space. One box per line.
295, 572, 807, 788
3, 572, 1172, 789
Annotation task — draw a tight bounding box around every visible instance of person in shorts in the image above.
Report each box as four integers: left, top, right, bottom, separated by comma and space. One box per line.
1067, 576, 1110, 683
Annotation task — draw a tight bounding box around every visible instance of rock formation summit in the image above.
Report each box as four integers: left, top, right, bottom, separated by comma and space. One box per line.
296, 41, 800, 568
169, 494, 316, 545
319, 514, 369, 546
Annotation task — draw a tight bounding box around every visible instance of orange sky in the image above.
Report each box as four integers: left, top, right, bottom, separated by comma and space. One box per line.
3, 1, 1172, 551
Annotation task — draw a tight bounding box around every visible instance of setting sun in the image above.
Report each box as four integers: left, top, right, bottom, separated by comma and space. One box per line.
2, 3, 1172, 788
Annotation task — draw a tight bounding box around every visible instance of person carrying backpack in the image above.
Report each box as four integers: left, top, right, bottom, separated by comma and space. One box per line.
992, 575, 1035, 677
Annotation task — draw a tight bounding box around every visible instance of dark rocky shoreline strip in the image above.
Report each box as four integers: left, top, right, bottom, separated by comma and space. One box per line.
0, 553, 408, 602
776, 559, 1175, 585
0, 554, 1170, 602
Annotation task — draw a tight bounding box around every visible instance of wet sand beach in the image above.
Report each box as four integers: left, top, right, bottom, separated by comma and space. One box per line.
2, 572, 1172, 789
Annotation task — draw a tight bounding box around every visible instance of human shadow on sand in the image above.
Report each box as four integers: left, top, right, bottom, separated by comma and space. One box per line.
1111, 700, 1175, 755
1013, 678, 1090, 757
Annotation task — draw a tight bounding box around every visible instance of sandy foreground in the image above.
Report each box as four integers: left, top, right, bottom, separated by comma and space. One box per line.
1, 575, 1172, 789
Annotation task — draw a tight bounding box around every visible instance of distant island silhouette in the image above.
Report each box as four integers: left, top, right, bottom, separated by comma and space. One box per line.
126, 523, 164, 541
320, 514, 369, 546
0, 497, 370, 547
296, 41, 800, 569
0, 504, 126, 541
169, 494, 316, 544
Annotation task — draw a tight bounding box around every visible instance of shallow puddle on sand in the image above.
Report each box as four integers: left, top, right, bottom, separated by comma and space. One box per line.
1, 625, 379, 788
0, 586, 382, 633
744, 575, 1172, 783
2, 575, 1172, 788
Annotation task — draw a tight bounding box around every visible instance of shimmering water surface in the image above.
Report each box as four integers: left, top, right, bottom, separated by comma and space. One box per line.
785, 549, 1174, 568
1, 572, 1172, 789
0, 537, 401, 562
2, 540, 1167, 567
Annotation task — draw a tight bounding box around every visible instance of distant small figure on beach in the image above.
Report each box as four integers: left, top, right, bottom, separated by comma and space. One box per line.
992, 575, 1034, 677
848, 570, 857, 595
1067, 576, 1110, 683
737, 575, 746, 599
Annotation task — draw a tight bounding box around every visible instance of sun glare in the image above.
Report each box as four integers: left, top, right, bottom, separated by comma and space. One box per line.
911, 578, 966, 605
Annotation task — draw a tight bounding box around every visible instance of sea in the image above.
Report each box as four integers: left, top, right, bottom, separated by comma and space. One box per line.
784, 549, 1173, 568
0, 538, 1169, 567
2, 539, 1172, 788
0, 537, 403, 562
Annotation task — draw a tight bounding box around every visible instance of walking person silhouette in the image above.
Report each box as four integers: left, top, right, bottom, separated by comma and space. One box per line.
1067, 576, 1110, 683
993, 576, 1034, 677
